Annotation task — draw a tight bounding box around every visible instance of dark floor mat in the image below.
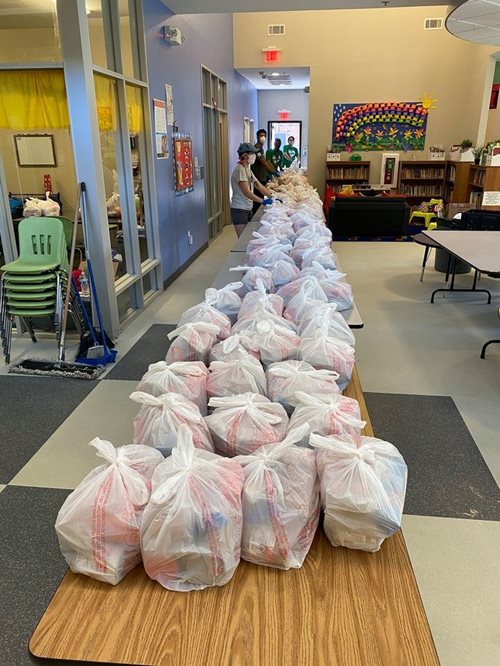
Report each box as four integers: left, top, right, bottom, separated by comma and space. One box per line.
0, 376, 96, 484
0, 486, 70, 666
365, 392, 500, 521
104, 324, 176, 382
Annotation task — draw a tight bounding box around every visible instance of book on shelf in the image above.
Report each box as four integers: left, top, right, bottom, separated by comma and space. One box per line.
469, 190, 483, 206
447, 164, 456, 182
400, 167, 445, 179
326, 166, 368, 180
400, 184, 443, 196
471, 170, 485, 187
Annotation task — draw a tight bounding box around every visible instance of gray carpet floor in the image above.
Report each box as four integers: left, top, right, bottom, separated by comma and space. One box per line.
365, 392, 500, 521
0, 376, 96, 484
104, 324, 176, 382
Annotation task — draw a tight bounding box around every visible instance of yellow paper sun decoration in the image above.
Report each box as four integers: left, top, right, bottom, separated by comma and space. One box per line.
420, 93, 438, 110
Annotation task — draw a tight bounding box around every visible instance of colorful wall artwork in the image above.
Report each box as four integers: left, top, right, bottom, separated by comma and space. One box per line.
173, 134, 194, 196
332, 101, 428, 151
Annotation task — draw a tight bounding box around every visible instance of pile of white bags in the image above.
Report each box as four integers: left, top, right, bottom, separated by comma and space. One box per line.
266, 360, 340, 413
232, 301, 297, 334
299, 302, 355, 347
205, 393, 288, 457
207, 357, 267, 398
235, 425, 320, 570
238, 280, 284, 319
141, 426, 244, 591
130, 391, 213, 456
288, 391, 365, 444
311, 433, 407, 553
166, 322, 220, 364
55, 438, 163, 585
268, 259, 300, 289
136, 360, 209, 415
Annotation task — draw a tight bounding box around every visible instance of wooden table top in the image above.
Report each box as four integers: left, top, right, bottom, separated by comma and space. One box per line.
30, 368, 439, 666
423, 230, 500, 273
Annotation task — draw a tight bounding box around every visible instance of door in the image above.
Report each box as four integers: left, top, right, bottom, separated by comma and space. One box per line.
201, 66, 229, 240
268, 120, 303, 163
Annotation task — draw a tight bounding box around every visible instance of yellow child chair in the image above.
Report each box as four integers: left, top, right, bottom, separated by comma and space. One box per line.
409, 198, 443, 229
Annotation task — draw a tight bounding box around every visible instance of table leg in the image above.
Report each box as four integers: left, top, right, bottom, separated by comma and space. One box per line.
431, 256, 491, 304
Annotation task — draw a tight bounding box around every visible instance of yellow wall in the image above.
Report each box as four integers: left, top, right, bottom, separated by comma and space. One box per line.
234, 8, 495, 193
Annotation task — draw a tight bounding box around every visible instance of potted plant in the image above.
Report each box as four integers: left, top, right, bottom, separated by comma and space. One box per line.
459, 139, 474, 162
429, 144, 445, 161
473, 146, 484, 165
327, 143, 345, 162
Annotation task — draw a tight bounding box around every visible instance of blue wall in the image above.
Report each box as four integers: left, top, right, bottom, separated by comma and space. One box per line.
143, 2, 258, 281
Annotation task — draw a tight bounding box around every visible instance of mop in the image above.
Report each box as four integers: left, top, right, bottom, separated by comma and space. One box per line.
9, 183, 108, 379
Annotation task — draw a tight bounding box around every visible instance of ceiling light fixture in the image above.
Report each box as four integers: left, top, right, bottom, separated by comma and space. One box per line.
271, 72, 280, 76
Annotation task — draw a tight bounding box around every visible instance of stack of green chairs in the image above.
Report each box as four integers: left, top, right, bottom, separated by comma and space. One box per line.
0, 217, 69, 364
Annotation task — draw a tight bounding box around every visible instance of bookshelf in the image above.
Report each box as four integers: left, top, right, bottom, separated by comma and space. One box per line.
397, 161, 447, 201
325, 161, 370, 192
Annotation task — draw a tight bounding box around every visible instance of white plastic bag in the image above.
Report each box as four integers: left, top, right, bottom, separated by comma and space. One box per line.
283, 276, 329, 324
266, 360, 340, 413
207, 357, 267, 398
238, 280, 284, 320
299, 302, 355, 347
231, 301, 298, 334
130, 391, 214, 456
166, 322, 219, 364
55, 438, 163, 585
23, 193, 61, 217
204, 283, 243, 324
301, 246, 337, 270
230, 265, 273, 293
205, 393, 288, 457
247, 244, 295, 269
310, 433, 407, 552
298, 333, 355, 390
267, 259, 301, 289
239, 320, 300, 366
209, 333, 260, 363
277, 275, 326, 308
287, 391, 365, 445
136, 361, 209, 415
178, 301, 231, 340
141, 425, 244, 591
235, 424, 320, 570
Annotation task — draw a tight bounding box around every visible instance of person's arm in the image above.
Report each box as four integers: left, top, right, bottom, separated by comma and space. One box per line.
254, 179, 272, 197
239, 180, 266, 203
258, 153, 276, 174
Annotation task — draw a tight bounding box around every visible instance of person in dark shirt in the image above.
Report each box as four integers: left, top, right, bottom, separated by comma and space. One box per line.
251, 129, 276, 215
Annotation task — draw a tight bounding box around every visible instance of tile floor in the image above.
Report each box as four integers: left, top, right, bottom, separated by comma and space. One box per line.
1, 227, 499, 665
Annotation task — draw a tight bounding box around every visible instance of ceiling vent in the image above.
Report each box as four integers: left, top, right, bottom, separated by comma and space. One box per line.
268, 24, 285, 36
424, 18, 444, 30
268, 74, 291, 86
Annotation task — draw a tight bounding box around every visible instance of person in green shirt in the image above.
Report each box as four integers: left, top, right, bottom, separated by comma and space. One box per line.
283, 136, 300, 168
266, 138, 284, 171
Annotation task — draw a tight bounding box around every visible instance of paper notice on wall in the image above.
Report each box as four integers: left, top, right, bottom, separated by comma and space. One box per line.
153, 98, 168, 159
482, 191, 500, 207
165, 84, 174, 126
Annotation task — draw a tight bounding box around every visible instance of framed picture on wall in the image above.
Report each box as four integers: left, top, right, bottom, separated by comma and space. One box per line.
380, 152, 400, 188
14, 134, 56, 167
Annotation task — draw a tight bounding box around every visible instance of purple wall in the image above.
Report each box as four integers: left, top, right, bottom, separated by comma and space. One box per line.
142, 2, 258, 281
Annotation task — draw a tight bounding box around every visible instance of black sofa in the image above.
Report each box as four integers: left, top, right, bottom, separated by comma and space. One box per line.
328, 196, 410, 238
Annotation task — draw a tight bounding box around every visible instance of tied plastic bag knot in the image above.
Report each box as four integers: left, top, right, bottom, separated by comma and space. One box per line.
166, 362, 208, 377
130, 391, 203, 424
357, 448, 376, 465
208, 394, 283, 425
167, 322, 220, 340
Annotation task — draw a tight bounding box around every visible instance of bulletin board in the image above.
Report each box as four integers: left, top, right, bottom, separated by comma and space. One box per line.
173, 135, 194, 196
14, 134, 56, 167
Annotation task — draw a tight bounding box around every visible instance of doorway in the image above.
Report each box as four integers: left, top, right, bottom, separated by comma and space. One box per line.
268, 120, 303, 165
201, 66, 229, 240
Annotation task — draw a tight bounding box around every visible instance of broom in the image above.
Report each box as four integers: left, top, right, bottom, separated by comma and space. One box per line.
9, 183, 105, 380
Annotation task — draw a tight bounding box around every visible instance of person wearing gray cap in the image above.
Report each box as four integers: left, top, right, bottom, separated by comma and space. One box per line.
230, 142, 273, 238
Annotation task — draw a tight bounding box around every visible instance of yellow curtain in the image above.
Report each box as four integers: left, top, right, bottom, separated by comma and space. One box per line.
126, 84, 143, 135
93, 73, 117, 132
0, 70, 69, 129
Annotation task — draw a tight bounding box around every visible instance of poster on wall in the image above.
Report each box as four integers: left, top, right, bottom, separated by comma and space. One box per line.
165, 84, 175, 126
153, 98, 168, 158
380, 152, 400, 188
173, 133, 194, 196
332, 101, 428, 151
